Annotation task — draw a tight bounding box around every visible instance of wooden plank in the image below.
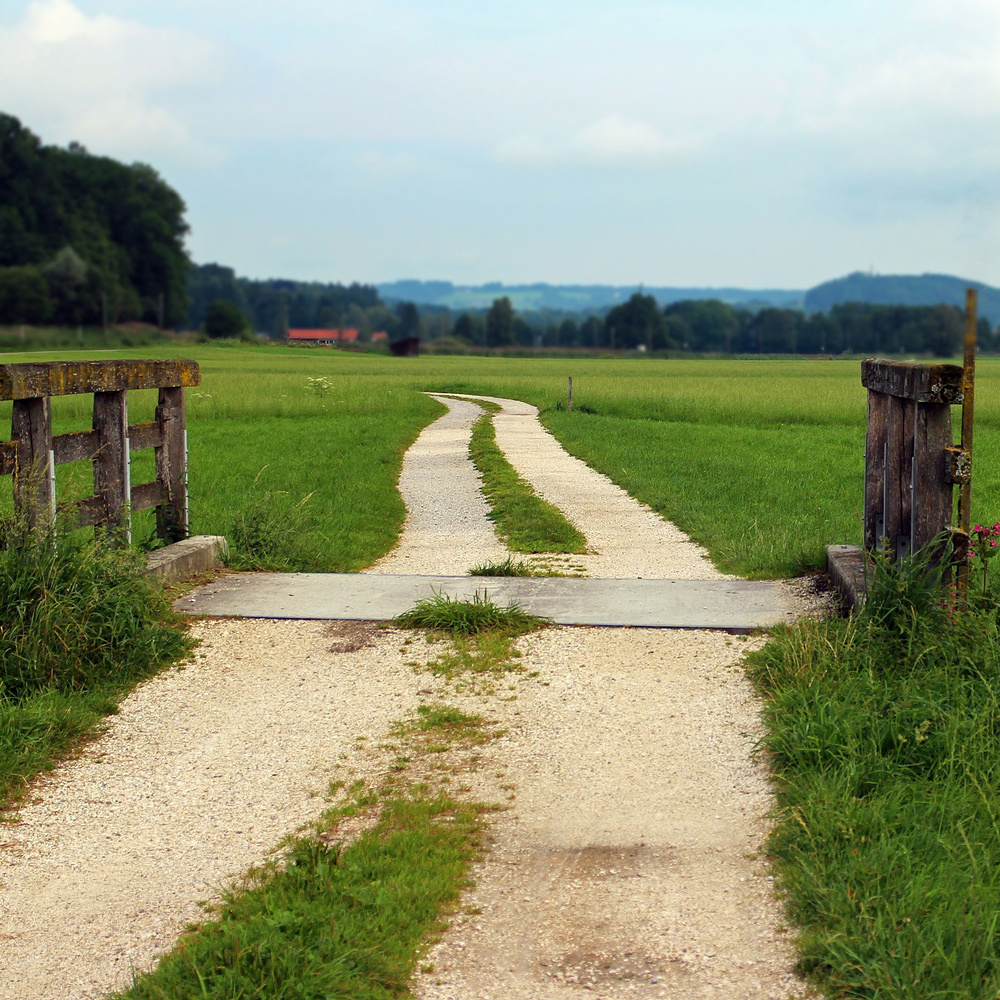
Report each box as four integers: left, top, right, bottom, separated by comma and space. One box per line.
53, 429, 100, 465
0, 360, 200, 400
131, 480, 166, 512
11, 396, 54, 529
882, 395, 904, 557
861, 359, 963, 403
155, 386, 188, 541
913, 403, 955, 551
898, 398, 916, 558
92, 390, 130, 536
73, 495, 106, 529
864, 391, 889, 551
0, 440, 15, 477
128, 422, 162, 451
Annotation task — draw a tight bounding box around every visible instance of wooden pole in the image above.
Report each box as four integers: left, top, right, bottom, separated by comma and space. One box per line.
93, 390, 131, 542
11, 396, 55, 530
568, 376, 573, 412
155, 386, 189, 540
957, 288, 978, 596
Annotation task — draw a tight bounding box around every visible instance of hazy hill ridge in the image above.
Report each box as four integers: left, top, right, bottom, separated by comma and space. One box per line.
379, 273, 1000, 323
805, 272, 1000, 323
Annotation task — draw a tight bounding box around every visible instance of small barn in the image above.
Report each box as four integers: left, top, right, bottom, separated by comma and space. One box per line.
390, 337, 420, 357
288, 328, 360, 346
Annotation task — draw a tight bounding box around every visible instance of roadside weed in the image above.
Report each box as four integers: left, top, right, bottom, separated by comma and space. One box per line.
393, 591, 546, 637
748, 570, 1000, 998
0, 523, 191, 807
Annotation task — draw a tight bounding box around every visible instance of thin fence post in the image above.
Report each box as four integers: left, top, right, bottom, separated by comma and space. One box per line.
568, 376, 573, 412
92, 390, 130, 542
11, 396, 54, 530
155, 386, 189, 540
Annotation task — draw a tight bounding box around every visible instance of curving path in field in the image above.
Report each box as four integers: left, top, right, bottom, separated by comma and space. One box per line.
0, 394, 812, 1000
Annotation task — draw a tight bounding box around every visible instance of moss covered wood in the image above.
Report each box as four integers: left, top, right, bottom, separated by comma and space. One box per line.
0, 360, 199, 541
862, 359, 963, 559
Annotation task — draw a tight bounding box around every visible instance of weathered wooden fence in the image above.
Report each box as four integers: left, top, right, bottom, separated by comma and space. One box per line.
0, 360, 200, 542
861, 290, 977, 583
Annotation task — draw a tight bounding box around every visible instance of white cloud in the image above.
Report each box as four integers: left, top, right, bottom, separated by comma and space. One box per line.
495, 116, 701, 169
0, 0, 220, 164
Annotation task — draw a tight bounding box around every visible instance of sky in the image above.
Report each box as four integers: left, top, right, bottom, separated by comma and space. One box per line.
2, 0, 1000, 289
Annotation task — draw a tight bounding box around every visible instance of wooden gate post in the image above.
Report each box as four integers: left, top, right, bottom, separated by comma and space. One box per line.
155, 386, 188, 541
92, 390, 130, 538
861, 360, 964, 559
10, 396, 54, 530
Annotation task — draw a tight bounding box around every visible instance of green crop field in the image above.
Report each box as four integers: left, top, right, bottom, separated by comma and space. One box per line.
3, 344, 999, 577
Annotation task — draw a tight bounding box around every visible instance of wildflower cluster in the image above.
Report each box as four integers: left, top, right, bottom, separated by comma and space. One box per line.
970, 521, 1000, 595
306, 376, 335, 398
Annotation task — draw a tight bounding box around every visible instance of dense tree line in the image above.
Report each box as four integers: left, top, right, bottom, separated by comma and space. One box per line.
0, 114, 190, 327
438, 293, 993, 357
186, 263, 384, 338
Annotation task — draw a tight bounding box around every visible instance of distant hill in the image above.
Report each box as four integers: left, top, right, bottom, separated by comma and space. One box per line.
377, 280, 803, 313
805, 272, 1000, 324
379, 273, 1000, 324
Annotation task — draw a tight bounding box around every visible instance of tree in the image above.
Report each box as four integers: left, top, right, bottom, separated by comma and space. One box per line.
664, 299, 739, 352
396, 301, 420, 338
605, 293, 670, 350
0, 266, 51, 324
203, 299, 249, 339
486, 296, 515, 347
558, 318, 579, 347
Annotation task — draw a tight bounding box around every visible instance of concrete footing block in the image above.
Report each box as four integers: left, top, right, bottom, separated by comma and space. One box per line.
827, 544, 867, 610
145, 535, 228, 585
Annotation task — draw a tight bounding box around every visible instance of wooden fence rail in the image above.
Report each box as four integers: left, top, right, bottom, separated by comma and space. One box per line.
0, 360, 200, 542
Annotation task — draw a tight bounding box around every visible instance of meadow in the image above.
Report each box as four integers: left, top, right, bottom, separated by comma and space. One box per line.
5, 343, 999, 576
5, 343, 1000, 998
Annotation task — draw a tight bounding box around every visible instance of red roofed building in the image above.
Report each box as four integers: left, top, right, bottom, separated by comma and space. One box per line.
288, 328, 360, 345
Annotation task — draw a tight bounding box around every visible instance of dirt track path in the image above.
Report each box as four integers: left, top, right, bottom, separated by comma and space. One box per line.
0, 396, 807, 999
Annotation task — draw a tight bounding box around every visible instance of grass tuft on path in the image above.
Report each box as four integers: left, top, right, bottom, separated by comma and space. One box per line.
394, 592, 547, 693
749, 562, 1000, 998
467, 403, 587, 556
393, 590, 546, 637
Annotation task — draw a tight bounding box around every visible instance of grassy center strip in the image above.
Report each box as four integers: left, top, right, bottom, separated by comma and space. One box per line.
748, 561, 1000, 998
111, 701, 502, 1000
464, 399, 587, 556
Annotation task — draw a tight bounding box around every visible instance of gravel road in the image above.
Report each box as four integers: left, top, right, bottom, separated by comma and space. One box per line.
0, 394, 811, 999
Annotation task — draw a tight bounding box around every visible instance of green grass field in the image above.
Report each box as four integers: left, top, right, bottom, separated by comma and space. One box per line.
3, 345, 998, 577
6, 343, 1000, 999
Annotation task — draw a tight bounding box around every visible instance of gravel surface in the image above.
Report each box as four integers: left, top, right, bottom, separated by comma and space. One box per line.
0, 620, 450, 1000
415, 628, 805, 1000
366, 395, 508, 576
0, 393, 814, 999
455, 395, 727, 580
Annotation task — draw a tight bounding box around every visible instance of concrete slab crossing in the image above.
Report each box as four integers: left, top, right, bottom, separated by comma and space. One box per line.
179, 572, 790, 632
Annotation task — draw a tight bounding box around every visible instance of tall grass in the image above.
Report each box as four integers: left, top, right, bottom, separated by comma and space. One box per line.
0, 525, 190, 804
749, 564, 1000, 998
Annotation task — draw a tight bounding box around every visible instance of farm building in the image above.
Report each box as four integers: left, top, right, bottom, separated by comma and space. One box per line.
287, 329, 389, 346
288, 328, 358, 345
